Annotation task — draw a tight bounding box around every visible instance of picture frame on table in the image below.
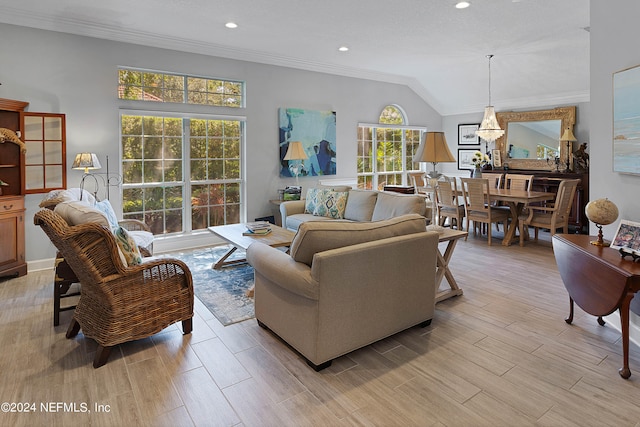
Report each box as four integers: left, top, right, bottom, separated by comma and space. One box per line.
492, 149, 502, 168
610, 219, 640, 254
458, 123, 480, 145
458, 149, 478, 170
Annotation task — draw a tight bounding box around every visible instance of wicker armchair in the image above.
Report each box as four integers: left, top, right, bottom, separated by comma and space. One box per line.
34, 208, 194, 368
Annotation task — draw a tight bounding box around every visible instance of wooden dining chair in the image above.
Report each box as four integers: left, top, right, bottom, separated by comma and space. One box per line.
408, 171, 430, 196
460, 178, 511, 246
517, 179, 580, 246
504, 174, 534, 191
434, 176, 465, 231
478, 172, 503, 233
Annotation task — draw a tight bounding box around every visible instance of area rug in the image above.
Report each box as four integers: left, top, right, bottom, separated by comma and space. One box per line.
161, 246, 254, 326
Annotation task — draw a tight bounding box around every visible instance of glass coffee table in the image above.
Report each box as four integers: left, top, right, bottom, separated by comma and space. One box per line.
207, 223, 296, 270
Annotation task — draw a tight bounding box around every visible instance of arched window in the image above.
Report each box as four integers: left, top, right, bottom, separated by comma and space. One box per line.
357, 105, 424, 190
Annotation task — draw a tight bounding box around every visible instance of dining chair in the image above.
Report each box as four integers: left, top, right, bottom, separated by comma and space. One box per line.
478, 172, 503, 233
408, 171, 430, 196
434, 176, 465, 231
517, 179, 580, 246
496, 173, 536, 221
460, 178, 511, 246
504, 174, 534, 191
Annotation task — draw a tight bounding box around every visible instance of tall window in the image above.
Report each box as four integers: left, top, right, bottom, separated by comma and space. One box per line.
121, 114, 243, 235
357, 105, 423, 190
119, 68, 245, 236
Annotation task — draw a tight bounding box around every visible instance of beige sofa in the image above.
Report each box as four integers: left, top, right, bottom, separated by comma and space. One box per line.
246, 214, 438, 370
280, 188, 429, 231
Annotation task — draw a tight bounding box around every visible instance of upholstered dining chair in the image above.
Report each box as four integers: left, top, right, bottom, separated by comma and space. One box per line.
460, 178, 511, 246
517, 179, 580, 246
34, 208, 194, 368
434, 176, 465, 231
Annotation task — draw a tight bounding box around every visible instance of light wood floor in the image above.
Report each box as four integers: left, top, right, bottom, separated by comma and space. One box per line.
2, 230, 640, 427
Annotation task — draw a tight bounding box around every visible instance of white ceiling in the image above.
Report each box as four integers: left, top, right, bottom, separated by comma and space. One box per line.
0, 0, 590, 116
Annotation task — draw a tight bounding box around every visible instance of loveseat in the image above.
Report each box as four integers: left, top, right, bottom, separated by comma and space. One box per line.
280, 187, 429, 231
246, 214, 438, 370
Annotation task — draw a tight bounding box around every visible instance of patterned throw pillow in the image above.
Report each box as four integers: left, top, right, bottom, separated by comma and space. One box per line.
312, 190, 349, 219
113, 226, 142, 266
304, 188, 322, 214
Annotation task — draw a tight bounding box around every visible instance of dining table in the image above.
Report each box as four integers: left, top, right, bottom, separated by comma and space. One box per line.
486, 187, 556, 246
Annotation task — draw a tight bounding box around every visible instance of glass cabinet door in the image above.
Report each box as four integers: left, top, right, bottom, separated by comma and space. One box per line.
23, 113, 66, 193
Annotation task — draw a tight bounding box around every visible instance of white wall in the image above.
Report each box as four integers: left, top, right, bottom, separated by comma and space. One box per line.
591, 0, 640, 319
0, 23, 441, 265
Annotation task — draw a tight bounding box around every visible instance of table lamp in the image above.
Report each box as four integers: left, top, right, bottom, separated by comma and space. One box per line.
283, 141, 308, 187
413, 131, 456, 179
560, 127, 577, 172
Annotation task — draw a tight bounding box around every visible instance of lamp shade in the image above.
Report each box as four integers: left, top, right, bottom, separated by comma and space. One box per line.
283, 141, 308, 160
560, 127, 577, 142
72, 153, 102, 173
413, 132, 456, 164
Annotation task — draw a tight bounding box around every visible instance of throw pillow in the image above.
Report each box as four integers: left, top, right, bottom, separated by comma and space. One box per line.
113, 226, 142, 266
53, 201, 110, 227
304, 188, 322, 214
94, 199, 119, 229
312, 190, 348, 219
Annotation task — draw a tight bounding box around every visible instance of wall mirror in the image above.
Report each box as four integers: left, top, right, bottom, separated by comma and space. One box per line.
496, 106, 576, 170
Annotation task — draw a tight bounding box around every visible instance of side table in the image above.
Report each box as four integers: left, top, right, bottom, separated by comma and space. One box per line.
435, 228, 468, 303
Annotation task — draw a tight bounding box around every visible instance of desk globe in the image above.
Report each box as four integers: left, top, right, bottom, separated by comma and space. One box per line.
585, 198, 619, 246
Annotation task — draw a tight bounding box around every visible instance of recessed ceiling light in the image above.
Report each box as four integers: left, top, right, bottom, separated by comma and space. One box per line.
225, 22, 238, 29
455, 1, 470, 9
338, 46, 349, 52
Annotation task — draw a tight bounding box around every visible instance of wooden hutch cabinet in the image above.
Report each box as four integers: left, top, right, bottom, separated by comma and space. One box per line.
0, 98, 28, 278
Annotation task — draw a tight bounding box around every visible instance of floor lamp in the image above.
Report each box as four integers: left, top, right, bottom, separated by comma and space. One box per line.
72, 152, 102, 201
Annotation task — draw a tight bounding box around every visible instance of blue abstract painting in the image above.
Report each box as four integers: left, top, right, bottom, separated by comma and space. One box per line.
279, 108, 336, 177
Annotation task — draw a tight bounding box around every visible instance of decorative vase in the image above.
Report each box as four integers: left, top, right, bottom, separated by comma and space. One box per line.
471, 166, 482, 178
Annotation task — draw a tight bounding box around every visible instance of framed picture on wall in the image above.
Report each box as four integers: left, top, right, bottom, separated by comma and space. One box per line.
458, 149, 478, 170
458, 123, 480, 145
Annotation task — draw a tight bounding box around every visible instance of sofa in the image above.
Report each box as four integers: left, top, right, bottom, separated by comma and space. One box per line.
280, 187, 430, 231
246, 214, 438, 370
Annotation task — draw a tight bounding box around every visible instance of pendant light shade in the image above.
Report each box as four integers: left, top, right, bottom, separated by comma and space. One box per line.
476, 55, 504, 144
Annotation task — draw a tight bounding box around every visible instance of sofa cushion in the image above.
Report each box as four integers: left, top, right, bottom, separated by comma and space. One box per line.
286, 213, 336, 231
40, 188, 97, 208
343, 189, 378, 222
94, 199, 119, 229
54, 200, 109, 227
290, 213, 427, 267
371, 192, 426, 221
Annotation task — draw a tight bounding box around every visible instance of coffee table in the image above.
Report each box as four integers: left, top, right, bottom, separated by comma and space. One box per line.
208, 223, 296, 270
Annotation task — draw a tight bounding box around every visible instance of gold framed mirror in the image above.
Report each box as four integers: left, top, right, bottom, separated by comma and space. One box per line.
496, 106, 576, 170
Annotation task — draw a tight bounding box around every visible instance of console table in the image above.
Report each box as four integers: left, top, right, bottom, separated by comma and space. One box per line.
552, 234, 640, 378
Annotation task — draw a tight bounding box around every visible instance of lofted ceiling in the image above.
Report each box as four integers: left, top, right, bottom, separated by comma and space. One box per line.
0, 0, 590, 116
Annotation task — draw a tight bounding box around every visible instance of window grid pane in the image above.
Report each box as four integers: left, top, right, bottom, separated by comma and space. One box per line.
122, 114, 244, 235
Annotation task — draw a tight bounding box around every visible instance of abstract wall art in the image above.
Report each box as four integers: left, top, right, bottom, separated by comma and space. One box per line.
279, 108, 336, 177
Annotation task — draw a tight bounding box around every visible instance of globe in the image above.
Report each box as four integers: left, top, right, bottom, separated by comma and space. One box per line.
585, 198, 619, 246
585, 198, 619, 226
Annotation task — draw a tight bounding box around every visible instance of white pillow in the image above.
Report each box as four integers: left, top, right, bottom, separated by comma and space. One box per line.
54, 201, 109, 227
95, 199, 119, 229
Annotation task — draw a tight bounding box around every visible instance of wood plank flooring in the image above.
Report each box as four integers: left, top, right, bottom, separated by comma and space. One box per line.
1, 230, 640, 426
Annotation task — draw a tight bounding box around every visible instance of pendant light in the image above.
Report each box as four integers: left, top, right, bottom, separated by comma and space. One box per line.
476, 54, 504, 145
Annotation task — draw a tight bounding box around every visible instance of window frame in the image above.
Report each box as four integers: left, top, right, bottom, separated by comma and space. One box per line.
119, 108, 246, 236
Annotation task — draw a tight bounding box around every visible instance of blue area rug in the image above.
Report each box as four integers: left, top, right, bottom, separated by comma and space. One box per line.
162, 246, 254, 326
